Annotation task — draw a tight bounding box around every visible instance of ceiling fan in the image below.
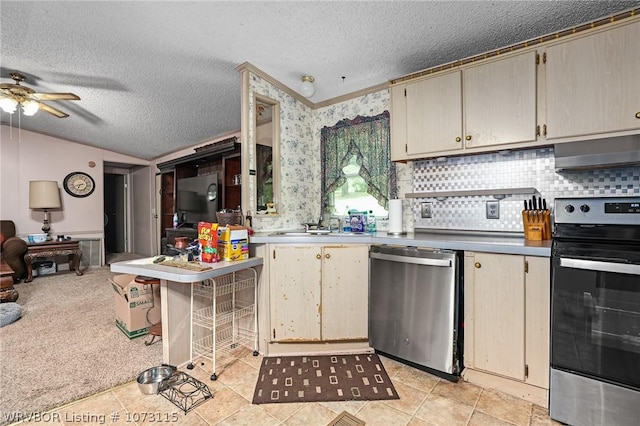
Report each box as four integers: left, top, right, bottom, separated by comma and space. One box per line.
0, 72, 80, 118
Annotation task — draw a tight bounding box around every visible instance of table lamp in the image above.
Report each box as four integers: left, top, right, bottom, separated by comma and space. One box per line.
29, 180, 62, 239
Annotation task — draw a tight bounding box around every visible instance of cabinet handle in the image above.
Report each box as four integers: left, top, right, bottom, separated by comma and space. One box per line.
465, 135, 472, 141
316, 254, 321, 259
636, 112, 640, 119
325, 253, 330, 259
455, 137, 461, 142
474, 262, 481, 269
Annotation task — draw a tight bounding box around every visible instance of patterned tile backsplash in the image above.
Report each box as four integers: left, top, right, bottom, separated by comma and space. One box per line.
411, 147, 640, 233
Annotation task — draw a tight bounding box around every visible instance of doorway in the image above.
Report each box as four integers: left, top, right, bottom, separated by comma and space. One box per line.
104, 173, 127, 255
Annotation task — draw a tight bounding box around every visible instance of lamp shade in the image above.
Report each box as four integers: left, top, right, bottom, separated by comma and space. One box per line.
0, 98, 18, 114
29, 181, 61, 209
22, 100, 39, 116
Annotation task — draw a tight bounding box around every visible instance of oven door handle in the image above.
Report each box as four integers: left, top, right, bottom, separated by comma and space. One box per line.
560, 257, 640, 276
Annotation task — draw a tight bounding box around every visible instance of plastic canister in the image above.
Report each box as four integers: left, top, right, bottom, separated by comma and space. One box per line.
367, 210, 376, 234
343, 206, 351, 232
349, 211, 367, 233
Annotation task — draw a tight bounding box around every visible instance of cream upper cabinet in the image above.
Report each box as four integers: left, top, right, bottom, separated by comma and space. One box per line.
391, 50, 538, 160
464, 252, 550, 389
545, 20, 640, 140
269, 244, 368, 342
390, 83, 409, 162
405, 71, 463, 156
464, 50, 538, 149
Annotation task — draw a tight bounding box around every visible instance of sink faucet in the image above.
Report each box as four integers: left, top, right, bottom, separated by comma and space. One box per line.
318, 215, 324, 229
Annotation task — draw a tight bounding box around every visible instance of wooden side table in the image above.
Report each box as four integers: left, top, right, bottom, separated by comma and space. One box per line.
24, 240, 83, 283
0, 260, 18, 303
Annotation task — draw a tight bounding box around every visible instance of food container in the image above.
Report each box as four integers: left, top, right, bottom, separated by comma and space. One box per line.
136, 365, 176, 394
27, 234, 47, 243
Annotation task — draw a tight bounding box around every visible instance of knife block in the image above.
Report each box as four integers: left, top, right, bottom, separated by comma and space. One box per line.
522, 210, 552, 241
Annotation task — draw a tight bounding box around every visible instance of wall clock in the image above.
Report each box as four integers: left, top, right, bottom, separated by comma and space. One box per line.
63, 172, 95, 198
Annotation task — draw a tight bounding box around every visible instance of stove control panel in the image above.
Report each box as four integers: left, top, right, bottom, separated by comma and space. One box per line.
555, 197, 640, 225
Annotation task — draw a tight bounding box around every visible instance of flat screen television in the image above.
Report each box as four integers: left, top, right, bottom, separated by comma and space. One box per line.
176, 174, 220, 227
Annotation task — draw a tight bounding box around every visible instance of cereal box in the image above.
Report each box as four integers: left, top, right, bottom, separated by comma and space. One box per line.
218, 225, 249, 261
197, 222, 219, 263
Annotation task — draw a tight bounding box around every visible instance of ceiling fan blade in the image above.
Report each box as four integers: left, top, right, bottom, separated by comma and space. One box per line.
31, 92, 80, 101
37, 101, 70, 118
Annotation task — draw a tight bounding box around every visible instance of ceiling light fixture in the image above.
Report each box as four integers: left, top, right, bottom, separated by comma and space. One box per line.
22, 99, 39, 116
300, 75, 315, 98
1, 72, 80, 118
0, 98, 18, 114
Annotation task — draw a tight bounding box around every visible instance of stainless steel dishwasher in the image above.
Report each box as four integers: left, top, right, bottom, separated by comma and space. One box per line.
369, 244, 463, 380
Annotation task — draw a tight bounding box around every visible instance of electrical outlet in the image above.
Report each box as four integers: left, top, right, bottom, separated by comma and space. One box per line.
421, 202, 433, 218
486, 201, 500, 219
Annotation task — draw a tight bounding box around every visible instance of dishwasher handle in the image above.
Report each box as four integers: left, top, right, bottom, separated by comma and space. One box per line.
370, 251, 452, 267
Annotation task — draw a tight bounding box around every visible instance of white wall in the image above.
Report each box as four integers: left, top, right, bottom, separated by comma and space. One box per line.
0, 125, 150, 256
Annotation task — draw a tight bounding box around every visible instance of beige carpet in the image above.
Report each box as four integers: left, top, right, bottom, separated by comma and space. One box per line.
0, 266, 162, 424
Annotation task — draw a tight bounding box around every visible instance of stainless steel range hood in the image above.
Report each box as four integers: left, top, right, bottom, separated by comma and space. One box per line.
554, 135, 640, 171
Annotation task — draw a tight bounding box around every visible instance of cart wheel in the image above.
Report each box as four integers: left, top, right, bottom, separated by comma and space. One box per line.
253, 350, 259, 356
187, 363, 194, 370
210, 373, 218, 381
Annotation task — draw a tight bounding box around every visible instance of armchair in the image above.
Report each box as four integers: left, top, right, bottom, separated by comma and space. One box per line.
0, 220, 28, 282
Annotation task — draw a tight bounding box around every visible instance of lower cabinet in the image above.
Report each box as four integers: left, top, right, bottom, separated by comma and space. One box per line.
463, 252, 550, 405
269, 244, 369, 342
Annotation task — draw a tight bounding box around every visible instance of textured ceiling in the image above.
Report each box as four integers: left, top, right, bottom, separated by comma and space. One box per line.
1, 1, 638, 160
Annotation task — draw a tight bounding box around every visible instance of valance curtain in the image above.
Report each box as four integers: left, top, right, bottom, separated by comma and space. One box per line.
320, 110, 396, 214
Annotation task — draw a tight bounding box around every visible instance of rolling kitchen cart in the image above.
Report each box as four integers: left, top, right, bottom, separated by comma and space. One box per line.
186, 268, 258, 380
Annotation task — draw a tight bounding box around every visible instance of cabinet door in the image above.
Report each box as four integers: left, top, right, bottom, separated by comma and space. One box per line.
470, 252, 526, 381
406, 71, 463, 155
321, 245, 369, 340
464, 51, 538, 148
525, 256, 550, 389
390, 83, 409, 161
546, 21, 640, 139
160, 171, 175, 237
270, 245, 322, 342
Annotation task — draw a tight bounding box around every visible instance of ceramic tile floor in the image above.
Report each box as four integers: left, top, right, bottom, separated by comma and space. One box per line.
13, 348, 562, 426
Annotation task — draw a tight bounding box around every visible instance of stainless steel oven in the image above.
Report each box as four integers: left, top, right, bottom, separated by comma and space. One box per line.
550, 197, 640, 426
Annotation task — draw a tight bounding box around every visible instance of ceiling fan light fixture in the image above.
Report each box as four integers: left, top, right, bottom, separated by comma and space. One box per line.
0, 98, 18, 114
300, 75, 315, 98
22, 99, 39, 116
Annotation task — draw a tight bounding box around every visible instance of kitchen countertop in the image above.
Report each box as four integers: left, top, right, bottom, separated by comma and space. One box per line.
110, 256, 264, 282
250, 231, 551, 257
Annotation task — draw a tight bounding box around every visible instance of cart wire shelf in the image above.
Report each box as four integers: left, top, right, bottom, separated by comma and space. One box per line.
194, 270, 255, 299
158, 372, 213, 414
192, 326, 256, 361
193, 300, 255, 329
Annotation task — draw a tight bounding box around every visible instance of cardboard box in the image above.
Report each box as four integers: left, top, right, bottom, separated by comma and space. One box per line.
109, 274, 161, 339
197, 221, 219, 263
218, 225, 249, 261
